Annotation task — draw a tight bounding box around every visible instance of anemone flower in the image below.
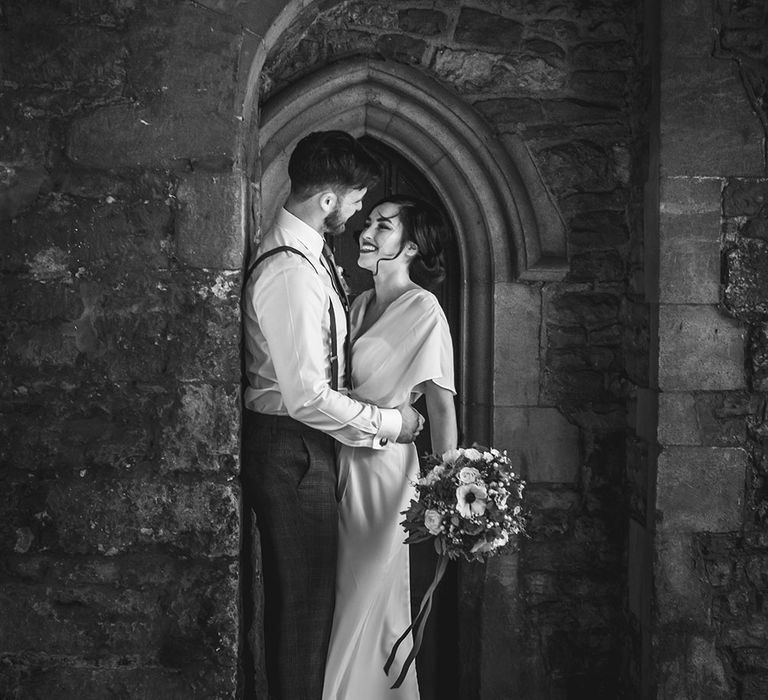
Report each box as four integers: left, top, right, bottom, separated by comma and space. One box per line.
456, 483, 487, 518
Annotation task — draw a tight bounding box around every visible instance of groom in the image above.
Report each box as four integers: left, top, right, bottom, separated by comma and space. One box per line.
241, 130, 424, 700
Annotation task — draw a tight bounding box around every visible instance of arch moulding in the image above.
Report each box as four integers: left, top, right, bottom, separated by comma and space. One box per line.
252, 57, 568, 442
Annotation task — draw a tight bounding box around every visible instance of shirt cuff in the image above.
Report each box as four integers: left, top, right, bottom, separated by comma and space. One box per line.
375, 407, 402, 448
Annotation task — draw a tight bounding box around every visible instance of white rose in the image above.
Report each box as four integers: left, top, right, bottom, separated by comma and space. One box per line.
458, 466, 480, 484
422, 465, 445, 486
441, 448, 462, 465
462, 448, 483, 462
424, 509, 443, 535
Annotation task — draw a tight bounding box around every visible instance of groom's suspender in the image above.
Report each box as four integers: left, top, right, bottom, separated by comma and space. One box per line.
245, 245, 341, 392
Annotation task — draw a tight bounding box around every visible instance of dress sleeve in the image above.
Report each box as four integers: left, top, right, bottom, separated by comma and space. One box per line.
401, 291, 456, 396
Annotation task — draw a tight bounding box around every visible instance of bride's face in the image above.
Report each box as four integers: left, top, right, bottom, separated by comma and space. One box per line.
357, 202, 407, 273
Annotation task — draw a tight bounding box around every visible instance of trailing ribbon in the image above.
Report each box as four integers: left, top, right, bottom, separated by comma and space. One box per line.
384, 553, 448, 689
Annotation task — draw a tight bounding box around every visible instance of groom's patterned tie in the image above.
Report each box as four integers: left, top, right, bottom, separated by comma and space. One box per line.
322, 243, 353, 389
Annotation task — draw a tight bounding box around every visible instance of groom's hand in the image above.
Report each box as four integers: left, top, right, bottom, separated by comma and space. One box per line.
395, 404, 424, 443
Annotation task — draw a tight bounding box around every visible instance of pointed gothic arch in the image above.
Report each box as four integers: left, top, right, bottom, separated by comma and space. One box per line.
251, 57, 568, 442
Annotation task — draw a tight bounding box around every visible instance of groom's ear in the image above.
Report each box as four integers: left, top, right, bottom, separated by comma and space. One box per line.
318, 191, 338, 213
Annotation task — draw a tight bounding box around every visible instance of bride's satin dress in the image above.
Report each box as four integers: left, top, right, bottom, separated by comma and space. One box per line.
322, 288, 455, 700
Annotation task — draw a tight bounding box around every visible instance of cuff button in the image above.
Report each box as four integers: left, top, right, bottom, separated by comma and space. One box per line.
379, 438, 389, 446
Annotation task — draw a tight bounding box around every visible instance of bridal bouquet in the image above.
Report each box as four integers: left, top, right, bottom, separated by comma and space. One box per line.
401, 445, 526, 561
386, 445, 526, 688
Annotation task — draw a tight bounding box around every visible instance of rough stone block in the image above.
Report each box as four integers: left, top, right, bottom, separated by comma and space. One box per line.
569, 210, 629, 249
658, 305, 746, 391
546, 288, 620, 328
494, 406, 580, 483
536, 140, 618, 196
0, 274, 83, 323
67, 105, 233, 168
722, 178, 768, 218
658, 392, 700, 446
159, 383, 240, 475
527, 18, 580, 43
655, 531, 708, 624
656, 631, 734, 699
0, 556, 237, 666
175, 172, 243, 270
46, 479, 240, 556
694, 391, 753, 446
660, 58, 764, 177
433, 48, 567, 94
750, 324, 768, 391
3, 196, 173, 274
199, 0, 288, 37
723, 238, 768, 321
475, 97, 545, 126
156, 5, 240, 115
659, 389, 750, 448
2, 23, 127, 113
375, 34, 427, 63
1, 664, 237, 700
659, 176, 722, 304
569, 249, 625, 282
523, 37, 566, 62
5, 320, 81, 369
454, 8, 523, 49
494, 283, 541, 406
661, 0, 718, 57
398, 9, 447, 35
0, 164, 50, 220
657, 446, 746, 532
572, 41, 634, 70
164, 270, 241, 382
569, 70, 628, 100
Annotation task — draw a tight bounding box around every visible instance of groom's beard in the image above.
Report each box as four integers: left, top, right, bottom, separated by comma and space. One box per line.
323, 205, 346, 237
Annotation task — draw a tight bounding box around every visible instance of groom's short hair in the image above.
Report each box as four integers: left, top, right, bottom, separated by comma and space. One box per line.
288, 130, 381, 200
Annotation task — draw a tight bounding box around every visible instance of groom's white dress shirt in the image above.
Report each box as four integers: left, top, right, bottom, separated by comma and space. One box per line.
243, 207, 402, 448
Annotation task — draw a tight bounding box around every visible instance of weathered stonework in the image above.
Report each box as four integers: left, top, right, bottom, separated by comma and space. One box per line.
0, 1, 242, 697
653, 1, 768, 697
4, 0, 765, 697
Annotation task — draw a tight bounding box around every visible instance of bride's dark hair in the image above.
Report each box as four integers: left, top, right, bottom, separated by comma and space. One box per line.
372, 195, 447, 290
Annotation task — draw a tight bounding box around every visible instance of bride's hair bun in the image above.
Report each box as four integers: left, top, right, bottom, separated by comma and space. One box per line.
382, 195, 447, 290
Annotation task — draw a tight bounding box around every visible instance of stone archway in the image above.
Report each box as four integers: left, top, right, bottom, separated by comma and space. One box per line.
242, 41, 572, 699
252, 56, 567, 444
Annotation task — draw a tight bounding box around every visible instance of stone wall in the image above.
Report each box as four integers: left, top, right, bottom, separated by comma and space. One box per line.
6, 0, 766, 698
653, 0, 768, 698
0, 1, 244, 697
262, 1, 643, 697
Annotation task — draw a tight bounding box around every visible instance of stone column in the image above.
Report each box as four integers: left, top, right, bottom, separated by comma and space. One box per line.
652, 0, 764, 696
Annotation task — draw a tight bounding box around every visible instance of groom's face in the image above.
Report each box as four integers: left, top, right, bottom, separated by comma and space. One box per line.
324, 187, 367, 237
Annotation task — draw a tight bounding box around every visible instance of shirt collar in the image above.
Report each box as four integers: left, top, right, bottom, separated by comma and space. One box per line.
275, 207, 325, 259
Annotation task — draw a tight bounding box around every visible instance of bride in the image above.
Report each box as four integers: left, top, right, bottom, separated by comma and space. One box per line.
322, 195, 458, 700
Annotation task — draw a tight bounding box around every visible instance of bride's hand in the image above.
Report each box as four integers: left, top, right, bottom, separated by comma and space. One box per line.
395, 403, 424, 443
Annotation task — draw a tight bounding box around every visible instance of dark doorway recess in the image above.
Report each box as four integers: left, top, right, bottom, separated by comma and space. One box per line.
329, 136, 462, 700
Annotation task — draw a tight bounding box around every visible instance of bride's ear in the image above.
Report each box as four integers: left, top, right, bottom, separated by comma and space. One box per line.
405, 242, 420, 260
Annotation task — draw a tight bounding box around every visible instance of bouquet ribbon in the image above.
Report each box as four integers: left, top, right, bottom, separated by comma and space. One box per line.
384, 553, 448, 689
